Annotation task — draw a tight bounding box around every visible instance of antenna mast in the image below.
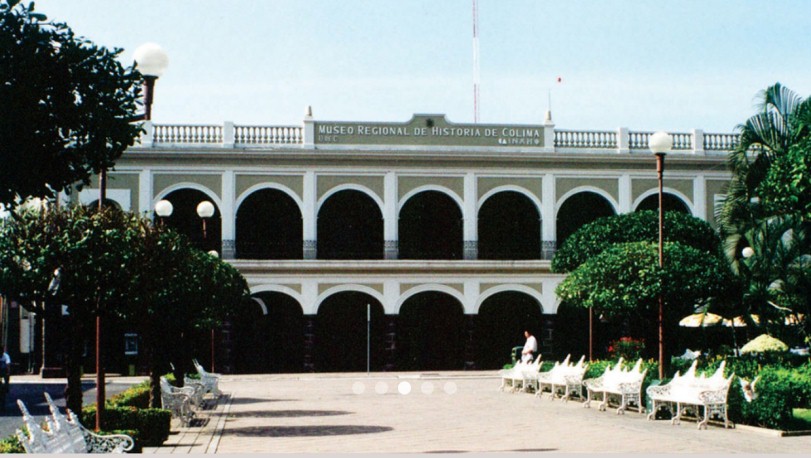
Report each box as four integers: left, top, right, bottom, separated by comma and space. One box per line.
472, 0, 480, 123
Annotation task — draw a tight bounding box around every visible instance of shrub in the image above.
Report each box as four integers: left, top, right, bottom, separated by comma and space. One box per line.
81, 405, 171, 447
0, 435, 23, 453
109, 380, 150, 409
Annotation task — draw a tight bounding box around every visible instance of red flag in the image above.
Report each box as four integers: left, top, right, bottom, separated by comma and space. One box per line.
556, 76, 563, 83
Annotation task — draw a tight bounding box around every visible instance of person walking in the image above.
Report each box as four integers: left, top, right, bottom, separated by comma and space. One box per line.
521, 330, 538, 363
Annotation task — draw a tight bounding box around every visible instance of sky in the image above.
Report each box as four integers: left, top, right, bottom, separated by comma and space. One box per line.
32, 0, 811, 132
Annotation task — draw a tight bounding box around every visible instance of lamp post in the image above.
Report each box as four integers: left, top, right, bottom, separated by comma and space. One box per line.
154, 199, 173, 225
95, 43, 168, 432
649, 131, 673, 380
196, 200, 216, 372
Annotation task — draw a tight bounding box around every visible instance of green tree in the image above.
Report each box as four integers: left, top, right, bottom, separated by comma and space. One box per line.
757, 137, 811, 221
0, 202, 140, 414
556, 242, 732, 363
552, 210, 721, 273
0, 0, 142, 208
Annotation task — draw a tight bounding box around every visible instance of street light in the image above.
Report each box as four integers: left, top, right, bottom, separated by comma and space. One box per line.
154, 199, 173, 225
650, 131, 673, 380
196, 200, 215, 243
196, 200, 217, 372
95, 43, 168, 432
742, 246, 755, 259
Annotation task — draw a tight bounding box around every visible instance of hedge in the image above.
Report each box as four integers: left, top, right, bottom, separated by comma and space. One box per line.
81, 405, 171, 447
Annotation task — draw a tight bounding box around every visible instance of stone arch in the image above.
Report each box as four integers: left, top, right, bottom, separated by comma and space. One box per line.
314, 284, 387, 315
317, 188, 384, 259
236, 183, 303, 214
397, 291, 466, 370
398, 185, 464, 214
474, 284, 544, 314
155, 182, 222, 210
396, 284, 468, 314
249, 284, 305, 309
231, 291, 304, 374
633, 189, 693, 214
398, 189, 464, 260
555, 188, 617, 247
478, 190, 541, 260
314, 291, 387, 372
477, 185, 541, 213
475, 291, 544, 369
317, 184, 383, 214
235, 187, 303, 259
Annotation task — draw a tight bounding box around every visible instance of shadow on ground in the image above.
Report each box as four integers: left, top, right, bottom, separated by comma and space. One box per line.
229, 410, 350, 418
228, 397, 296, 405
223, 425, 393, 437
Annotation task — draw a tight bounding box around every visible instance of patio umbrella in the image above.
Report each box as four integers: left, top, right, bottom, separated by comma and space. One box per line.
740, 334, 789, 354
679, 312, 723, 327
722, 314, 760, 327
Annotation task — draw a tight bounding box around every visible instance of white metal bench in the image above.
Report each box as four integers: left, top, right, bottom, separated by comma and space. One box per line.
535, 355, 589, 401
646, 360, 734, 429
582, 357, 647, 414
192, 358, 222, 397
160, 376, 196, 427
498, 355, 542, 392
16, 395, 134, 453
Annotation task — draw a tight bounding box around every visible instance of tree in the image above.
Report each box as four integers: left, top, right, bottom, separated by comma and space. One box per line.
555, 242, 732, 359
551, 210, 721, 273
758, 137, 811, 221
0, 0, 142, 208
717, 83, 811, 240
0, 202, 141, 414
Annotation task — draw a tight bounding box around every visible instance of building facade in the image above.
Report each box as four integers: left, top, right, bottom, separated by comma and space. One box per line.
64, 112, 736, 373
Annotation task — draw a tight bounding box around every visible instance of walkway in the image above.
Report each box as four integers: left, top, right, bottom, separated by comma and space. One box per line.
142, 371, 811, 454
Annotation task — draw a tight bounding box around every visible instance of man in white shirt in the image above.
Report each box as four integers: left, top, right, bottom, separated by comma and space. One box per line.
521, 330, 538, 363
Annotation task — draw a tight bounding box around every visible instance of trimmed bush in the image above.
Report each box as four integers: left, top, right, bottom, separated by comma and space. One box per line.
81, 405, 171, 447
0, 435, 23, 453
109, 380, 151, 409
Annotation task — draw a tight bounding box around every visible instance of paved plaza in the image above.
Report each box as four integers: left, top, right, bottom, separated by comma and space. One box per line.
134, 372, 811, 454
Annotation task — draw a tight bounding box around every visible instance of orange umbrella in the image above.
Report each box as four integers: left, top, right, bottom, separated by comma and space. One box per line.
722, 314, 760, 327
679, 312, 723, 327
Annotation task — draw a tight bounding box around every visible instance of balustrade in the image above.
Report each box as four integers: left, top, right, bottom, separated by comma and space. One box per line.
234, 125, 303, 144
554, 130, 617, 148
704, 133, 740, 151
154, 124, 223, 144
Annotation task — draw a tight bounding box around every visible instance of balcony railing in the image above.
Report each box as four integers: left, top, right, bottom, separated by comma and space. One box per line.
140, 120, 741, 154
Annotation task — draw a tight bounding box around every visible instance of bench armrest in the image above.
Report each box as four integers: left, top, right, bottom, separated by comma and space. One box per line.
698, 388, 730, 405
78, 424, 134, 453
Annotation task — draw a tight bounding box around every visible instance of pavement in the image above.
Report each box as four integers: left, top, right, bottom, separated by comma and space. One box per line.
125, 371, 811, 454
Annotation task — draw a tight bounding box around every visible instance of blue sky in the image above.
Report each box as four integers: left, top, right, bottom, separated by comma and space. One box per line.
33, 0, 811, 132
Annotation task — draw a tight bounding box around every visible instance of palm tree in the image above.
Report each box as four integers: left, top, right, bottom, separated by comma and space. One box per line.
717, 83, 811, 236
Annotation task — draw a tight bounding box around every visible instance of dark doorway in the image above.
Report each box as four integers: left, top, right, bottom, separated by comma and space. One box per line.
231, 292, 304, 374
317, 190, 383, 259
397, 292, 465, 370
236, 189, 303, 259
314, 292, 386, 372
399, 191, 463, 259
478, 191, 540, 260
476, 292, 543, 369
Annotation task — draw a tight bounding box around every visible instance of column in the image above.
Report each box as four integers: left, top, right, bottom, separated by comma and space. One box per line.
138, 169, 152, 216
302, 171, 317, 259
383, 172, 398, 259
463, 173, 478, 260
384, 315, 397, 371
221, 170, 236, 259
302, 316, 316, 372
693, 175, 707, 220
541, 174, 556, 260
464, 314, 477, 369
618, 174, 632, 214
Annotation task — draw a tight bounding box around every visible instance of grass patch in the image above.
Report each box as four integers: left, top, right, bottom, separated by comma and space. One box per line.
790, 408, 811, 430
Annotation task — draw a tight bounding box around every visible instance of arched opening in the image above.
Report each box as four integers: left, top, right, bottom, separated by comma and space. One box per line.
236, 189, 303, 259
397, 292, 465, 370
231, 292, 304, 374
399, 191, 463, 259
476, 292, 543, 369
634, 193, 691, 214
556, 191, 615, 247
317, 190, 383, 259
159, 189, 222, 254
314, 292, 386, 372
478, 192, 540, 260
85, 198, 123, 211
